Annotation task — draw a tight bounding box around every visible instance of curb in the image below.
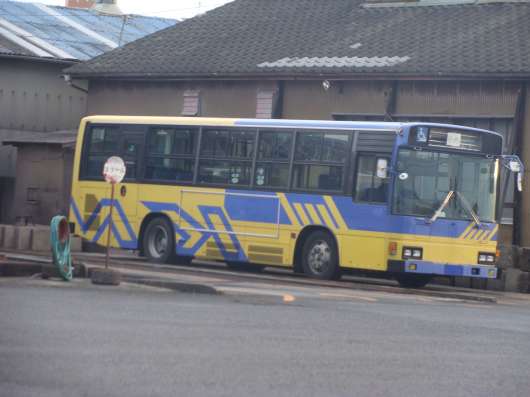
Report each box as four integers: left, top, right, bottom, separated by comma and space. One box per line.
119, 274, 219, 295
0, 252, 498, 302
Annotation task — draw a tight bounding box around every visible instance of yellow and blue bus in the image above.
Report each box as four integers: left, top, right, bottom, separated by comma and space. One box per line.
70, 116, 522, 287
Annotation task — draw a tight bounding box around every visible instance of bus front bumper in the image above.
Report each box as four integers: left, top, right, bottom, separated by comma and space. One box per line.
388, 260, 498, 279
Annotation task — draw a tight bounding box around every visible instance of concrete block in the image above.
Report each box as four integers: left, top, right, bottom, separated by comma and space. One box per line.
504, 268, 530, 293
3, 225, 17, 249
453, 277, 471, 289
70, 236, 82, 252
32, 227, 51, 252
486, 277, 505, 292
497, 244, 519, 270
517, 247, 530, 272
16, 226, 33, 251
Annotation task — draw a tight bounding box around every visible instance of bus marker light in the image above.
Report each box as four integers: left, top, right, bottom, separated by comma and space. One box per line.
407, 263, 417, 271
388, 242, 397, 256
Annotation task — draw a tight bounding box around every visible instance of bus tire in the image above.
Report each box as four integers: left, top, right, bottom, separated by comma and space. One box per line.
171, 255, 193, 266
301, 230, 340, 280
395, 274, 432, 288
226, 261, 265, 273
142, 217, 175, 264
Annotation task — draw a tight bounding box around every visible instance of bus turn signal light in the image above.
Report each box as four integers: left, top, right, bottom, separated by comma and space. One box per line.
389, 242, 397, 256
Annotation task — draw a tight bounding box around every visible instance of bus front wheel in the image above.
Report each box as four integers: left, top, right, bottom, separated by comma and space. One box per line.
143, 217, 175, 264
395, 274, 432, 288
301, 231, 340, 280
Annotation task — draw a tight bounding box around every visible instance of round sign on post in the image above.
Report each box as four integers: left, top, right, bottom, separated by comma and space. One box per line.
102, 156, 126, 270
103, 156, 126, 184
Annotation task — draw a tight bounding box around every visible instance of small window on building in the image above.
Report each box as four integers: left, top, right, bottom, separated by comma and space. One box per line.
145, 127, 198, 182
354, 154, 390, 203
256, 88, 276, 119
182, 90, 201, 116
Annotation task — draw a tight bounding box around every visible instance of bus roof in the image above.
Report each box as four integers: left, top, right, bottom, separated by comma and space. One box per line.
81, 115, 501, 136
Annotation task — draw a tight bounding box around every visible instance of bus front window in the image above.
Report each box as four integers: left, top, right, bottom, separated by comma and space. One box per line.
392, 149, 497, 222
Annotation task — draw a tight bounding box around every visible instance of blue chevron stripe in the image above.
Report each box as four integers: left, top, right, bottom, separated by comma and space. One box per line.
141, 201, 247, 261
70, 198, 137, 249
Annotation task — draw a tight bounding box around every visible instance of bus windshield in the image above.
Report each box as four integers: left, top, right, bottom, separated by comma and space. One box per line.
392, 148, 497, 222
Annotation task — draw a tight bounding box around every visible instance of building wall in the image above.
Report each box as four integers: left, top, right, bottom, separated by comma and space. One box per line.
0, 58, 87, 224
10, 144, 74, 225
0, 58, 87, 132
87, 80, 258, 117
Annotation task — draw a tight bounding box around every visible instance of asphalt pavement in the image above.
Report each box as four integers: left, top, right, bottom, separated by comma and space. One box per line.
1, 278, 530, 397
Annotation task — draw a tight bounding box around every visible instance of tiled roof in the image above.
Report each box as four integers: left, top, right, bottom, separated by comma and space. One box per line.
66, 0, 530, 78
0, 0, 176, 61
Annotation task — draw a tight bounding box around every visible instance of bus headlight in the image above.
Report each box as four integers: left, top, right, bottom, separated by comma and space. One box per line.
478, 252, 496, 264
403, 247, 422, 260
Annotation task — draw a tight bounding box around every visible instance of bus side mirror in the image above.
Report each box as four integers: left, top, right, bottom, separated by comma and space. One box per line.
376, 158, 388, 179
508, 160, 521, 173
500, 155, 524, 192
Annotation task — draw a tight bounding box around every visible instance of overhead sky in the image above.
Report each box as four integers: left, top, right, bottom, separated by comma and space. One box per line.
11, 0, 235, 19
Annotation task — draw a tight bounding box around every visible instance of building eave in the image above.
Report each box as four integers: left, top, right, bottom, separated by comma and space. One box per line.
66, 71, 530, 82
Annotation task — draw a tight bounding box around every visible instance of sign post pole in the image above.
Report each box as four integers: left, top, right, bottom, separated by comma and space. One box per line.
104, 182, 116, 270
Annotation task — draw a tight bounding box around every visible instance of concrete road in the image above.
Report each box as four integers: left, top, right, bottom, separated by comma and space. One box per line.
1, 279, 530, 397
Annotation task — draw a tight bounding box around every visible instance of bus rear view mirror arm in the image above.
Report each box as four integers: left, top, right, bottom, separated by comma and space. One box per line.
499, 155, 524, 192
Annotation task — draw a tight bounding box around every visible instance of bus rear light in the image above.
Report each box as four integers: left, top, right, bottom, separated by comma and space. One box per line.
407, 263, 417, 271
388, 242, 397, 256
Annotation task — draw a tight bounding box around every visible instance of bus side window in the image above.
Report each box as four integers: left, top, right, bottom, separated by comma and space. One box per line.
145, 127, 197, 182
354, 154, 390, 203
81, 126, 121, 179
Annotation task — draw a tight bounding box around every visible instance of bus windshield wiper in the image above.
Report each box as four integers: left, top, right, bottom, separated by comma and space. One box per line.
455, 191, 482, 228
427, 190, 454, 224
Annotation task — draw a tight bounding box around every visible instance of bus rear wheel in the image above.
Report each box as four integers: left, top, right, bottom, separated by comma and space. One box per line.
395, 274, 432, 288
143, 217, 175, 264
301, 231, 340, 280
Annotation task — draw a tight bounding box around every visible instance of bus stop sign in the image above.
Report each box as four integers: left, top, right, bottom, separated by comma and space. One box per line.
103, 156, 126, 184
